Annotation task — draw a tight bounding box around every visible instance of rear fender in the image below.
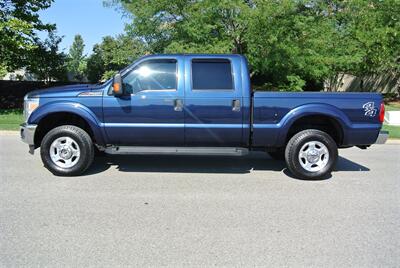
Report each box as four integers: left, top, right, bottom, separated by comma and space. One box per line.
275, 104, 351, 146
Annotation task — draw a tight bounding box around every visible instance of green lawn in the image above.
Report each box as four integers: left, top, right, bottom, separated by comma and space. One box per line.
382, 124, 400, 139
386, 102, 400, 111
0, 109, 24, 131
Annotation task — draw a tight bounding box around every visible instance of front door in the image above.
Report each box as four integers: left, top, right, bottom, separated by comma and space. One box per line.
103, 56, 184, 146
184, 56, 244, 147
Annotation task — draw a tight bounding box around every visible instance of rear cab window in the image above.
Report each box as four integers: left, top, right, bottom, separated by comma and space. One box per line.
191, 59, 234, 91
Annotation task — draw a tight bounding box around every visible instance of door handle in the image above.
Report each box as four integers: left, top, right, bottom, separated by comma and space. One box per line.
232, 99, 241, 112
174, 99, 183, 112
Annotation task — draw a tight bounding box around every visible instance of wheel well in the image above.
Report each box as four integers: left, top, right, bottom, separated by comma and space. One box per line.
34, 112, 95, 147
286, 115, 343, 145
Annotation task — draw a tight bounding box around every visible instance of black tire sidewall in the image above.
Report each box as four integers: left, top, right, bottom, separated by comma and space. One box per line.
285, 130, 338, 180
40, 125, 94, 176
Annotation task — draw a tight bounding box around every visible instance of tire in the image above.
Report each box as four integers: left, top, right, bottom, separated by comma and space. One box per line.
285, 129, 338, 180
40, 125, 94, 176
268, 148, 285, 161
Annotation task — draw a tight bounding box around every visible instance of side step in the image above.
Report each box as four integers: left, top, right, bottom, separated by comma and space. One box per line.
104, 146, 249, 156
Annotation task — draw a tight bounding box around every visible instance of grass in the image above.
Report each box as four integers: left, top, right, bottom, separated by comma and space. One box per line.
382, 124, 400, 139
386, 101, 400, 111
0, 109, 23, 131
0, 107, 399, 139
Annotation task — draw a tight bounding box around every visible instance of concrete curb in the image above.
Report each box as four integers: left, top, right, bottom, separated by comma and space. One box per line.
0, 130, 20, 135
1, 130, 400, 144
386, 139, 400, 144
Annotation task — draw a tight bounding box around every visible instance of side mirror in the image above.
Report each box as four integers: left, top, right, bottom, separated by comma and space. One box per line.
112, 73, 123, 96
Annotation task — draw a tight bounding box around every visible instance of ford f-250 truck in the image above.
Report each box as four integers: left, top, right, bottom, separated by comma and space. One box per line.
20, 54, 388, 179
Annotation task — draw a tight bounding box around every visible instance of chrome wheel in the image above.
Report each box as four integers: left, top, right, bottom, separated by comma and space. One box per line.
49, 136, 80, 168
298, 141, 329, 172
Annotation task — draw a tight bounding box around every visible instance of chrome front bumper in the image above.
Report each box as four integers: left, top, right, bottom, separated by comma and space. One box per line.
20, 123, 37, 153
375, 130, 389, 144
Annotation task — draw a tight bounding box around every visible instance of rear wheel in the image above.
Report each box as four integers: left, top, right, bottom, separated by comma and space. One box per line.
40, 125, 94, 176
285, 129, 338, 180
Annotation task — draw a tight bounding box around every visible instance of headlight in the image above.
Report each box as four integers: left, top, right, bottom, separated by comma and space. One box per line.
24, 97, 39, 122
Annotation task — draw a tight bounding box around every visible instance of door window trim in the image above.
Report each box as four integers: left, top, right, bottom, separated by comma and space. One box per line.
190, 58, 235, 92
108, 58, 179, 96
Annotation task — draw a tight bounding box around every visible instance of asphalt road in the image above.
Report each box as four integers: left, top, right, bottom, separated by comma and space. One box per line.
1, 133, 399, 267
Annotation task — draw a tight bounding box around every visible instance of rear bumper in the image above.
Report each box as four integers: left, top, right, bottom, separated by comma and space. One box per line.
20, 123, 37, 146
375, 130, 389, 144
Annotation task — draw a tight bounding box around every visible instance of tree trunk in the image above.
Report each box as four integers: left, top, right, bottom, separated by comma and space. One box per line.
336, 73, 345, 92
360, 77, 364, 91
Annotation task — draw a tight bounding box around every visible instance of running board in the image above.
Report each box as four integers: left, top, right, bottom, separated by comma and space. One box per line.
104, 146, 249, 156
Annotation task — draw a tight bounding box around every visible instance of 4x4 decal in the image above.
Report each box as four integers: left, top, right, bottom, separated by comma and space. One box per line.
363, 102, 377, 117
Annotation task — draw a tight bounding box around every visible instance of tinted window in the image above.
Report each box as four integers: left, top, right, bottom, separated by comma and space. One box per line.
192, 59, 233, 90
123, 59, 177, 94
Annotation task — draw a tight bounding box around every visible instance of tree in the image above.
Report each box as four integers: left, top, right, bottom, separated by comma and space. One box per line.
67, 34, 86, 81
27, 32, 67, 82
0, 64, 7, 78
0, 0, 56, 72
105, 0, 317, 90
246, 0, 365, 91
107, 0, 251, 54
344, 0, 400, 91
86, 44, 105, 83
106, 0, 400, 92
85, 35, 146, 82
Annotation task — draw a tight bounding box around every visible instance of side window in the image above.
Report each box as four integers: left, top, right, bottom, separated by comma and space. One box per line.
123, 59, 177, 94
192, 59, 233, 90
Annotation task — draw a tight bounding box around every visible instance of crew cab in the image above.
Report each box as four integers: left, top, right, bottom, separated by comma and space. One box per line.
20, 54, 388, 179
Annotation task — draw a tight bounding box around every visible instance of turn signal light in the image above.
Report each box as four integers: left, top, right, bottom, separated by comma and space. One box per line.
113, 83, 121, 93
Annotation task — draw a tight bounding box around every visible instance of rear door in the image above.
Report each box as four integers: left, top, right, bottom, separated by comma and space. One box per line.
184, 56, 244, 147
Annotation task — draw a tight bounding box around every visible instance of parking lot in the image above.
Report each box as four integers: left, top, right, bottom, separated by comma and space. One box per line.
1, 132, 399, 267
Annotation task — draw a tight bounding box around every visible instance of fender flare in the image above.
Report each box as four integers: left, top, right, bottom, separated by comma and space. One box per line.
275, 103, 352, 146
29, 101, 106, 145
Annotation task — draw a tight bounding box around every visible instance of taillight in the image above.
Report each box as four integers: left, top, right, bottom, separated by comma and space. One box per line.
379, 102, 385, 123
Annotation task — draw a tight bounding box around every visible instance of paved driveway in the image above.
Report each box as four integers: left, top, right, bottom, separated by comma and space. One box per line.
1, 133, 399, 267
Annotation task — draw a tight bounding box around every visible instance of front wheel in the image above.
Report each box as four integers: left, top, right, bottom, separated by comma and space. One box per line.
40, 125, 94, 176
285, 129, 338, 180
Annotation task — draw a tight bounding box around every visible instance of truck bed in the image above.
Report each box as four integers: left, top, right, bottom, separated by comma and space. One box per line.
251, 91, 383, 147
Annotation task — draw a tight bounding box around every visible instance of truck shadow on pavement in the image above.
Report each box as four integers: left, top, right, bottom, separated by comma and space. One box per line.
86, 152, 369, 179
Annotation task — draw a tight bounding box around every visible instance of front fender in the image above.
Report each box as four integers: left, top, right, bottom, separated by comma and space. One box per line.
28, 101, 105, 145
275, 104, 352, 146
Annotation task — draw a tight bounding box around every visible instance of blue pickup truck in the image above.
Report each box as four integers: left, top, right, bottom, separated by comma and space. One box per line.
20, 54, 388, 179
